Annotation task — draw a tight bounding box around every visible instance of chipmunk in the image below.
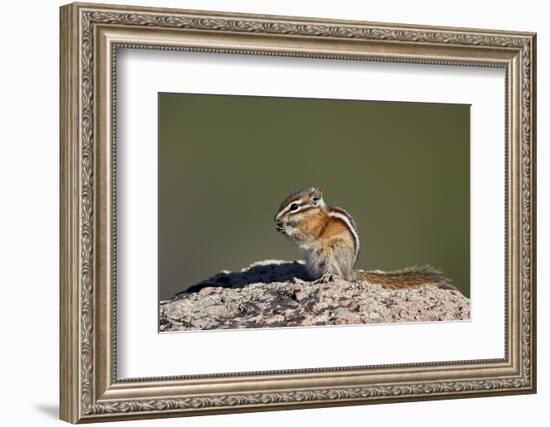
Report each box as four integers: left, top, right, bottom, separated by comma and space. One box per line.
274, 186, 452, 289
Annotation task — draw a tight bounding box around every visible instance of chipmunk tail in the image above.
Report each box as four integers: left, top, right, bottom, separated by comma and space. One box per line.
355, 265, 457, 291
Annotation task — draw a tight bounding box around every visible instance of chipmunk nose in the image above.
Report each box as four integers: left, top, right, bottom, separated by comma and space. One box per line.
275, 220, 284, 231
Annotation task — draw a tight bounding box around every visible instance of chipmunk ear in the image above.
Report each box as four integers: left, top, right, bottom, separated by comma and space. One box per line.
311, 187, 323, 205
314, 187, 323, 199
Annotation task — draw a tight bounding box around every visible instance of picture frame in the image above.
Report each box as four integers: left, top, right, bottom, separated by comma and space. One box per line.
59, 2, 536, 423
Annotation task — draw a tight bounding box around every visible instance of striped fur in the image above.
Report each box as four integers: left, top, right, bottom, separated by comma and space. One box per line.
275, 186, 324, 221
328, 207, 360, 259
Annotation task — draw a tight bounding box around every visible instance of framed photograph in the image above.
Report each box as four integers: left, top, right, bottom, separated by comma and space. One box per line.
60, 2, 536, 423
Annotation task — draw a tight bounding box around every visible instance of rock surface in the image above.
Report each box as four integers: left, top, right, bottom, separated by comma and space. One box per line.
160, 260, 470, 332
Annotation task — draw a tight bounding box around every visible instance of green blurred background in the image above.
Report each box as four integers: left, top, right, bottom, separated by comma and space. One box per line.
159, 93, 470, 300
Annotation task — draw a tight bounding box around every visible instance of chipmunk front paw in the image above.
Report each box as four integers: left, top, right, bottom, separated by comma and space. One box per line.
313, 273, 335, 284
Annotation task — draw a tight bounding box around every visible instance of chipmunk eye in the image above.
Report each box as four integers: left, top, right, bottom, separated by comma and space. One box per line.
312, 197, 319, 206
290, 203, 299, 211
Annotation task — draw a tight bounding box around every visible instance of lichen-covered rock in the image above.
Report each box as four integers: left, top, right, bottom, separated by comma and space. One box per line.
160, 260, 470, 332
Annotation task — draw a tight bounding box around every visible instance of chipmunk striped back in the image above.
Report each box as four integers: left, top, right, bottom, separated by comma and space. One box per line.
327, 206, 360, 260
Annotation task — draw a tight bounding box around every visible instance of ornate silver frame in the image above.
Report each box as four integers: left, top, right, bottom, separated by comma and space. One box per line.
60, 2, 536, 423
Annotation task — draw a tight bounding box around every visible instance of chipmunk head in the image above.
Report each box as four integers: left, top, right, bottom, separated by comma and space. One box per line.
274, 187, 326, 241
